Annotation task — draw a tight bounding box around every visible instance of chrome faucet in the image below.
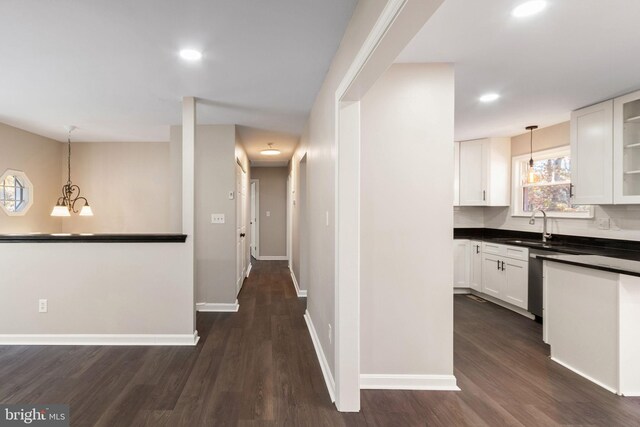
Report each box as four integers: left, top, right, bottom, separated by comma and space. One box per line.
529, 209, 552, 242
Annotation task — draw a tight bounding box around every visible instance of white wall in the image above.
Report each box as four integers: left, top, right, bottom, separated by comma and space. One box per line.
290, 0, 390, 376
0, 242, 194, 339
251, 167, 288, 257
360, 63, 454, 376
61, 142, 172, 233
455, 121, 640, 241
0, 123, 62, 233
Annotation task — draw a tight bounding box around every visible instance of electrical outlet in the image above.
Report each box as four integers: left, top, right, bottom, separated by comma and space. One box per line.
39, 299, 48, 313
266, 211, 271, 217
228, 191, 234, 200
597, 218, 611, 230
328, 324, 332, 344
211, 214, 225, 224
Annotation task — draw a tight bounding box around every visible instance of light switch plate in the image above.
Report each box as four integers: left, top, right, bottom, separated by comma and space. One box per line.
228, 191, 234, 200
211, 214, 225, 224
266, 211, 271, 217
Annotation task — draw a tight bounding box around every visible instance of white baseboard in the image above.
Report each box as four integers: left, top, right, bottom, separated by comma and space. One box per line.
196, 300, 240, 312
550, 356, 619, 395
290, 269, 307, 298
304, 310, 335, 402
246, 263, 252, 278
360, 374, 459, 391
258, 255, 288, 261
470, 290, 535, 320
454, 287, 471, 295
0, 330, 200, 346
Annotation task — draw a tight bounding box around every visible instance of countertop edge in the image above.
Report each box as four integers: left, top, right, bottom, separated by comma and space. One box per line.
0, 234, 188, 243
537, 255, 640, 278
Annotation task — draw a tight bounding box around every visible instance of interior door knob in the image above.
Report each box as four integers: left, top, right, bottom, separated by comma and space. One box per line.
240, 233, 246, 238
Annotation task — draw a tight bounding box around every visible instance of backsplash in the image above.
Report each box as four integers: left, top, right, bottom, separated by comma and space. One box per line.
455, 205, 640, 241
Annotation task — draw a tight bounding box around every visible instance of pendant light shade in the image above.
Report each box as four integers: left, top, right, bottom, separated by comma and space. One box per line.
50, 126, 94, 217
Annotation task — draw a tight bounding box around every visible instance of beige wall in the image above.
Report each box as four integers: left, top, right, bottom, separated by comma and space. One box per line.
360, 63, 454, 376
0, 123, 62, 233
456, 120, 640, 240
61, 142, 172, 233
252, 167, 288, 257
290, 154, 307, 289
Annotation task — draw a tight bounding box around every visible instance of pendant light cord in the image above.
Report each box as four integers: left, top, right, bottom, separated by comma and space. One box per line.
67, 132, 72, 185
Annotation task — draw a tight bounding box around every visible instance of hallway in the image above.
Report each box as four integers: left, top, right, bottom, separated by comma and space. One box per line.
2, 261, 640, 425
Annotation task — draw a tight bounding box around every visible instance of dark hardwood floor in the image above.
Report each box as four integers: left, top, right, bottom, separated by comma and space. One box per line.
1, 260, 640, 426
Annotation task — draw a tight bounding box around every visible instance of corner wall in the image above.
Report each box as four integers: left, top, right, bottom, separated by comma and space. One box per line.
360, 63, 455, 379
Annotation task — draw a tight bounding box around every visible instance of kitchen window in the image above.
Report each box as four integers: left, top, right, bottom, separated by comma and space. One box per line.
0, 169, 33, 216
512, 146, 593, 218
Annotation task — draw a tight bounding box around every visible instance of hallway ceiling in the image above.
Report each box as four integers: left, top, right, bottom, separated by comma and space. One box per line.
0, 0, 357, 150
397, 0, 640, 141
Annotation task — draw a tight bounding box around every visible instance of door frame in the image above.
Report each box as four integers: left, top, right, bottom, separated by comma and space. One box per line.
250, 179, 260, 259
287, 174, 292, 270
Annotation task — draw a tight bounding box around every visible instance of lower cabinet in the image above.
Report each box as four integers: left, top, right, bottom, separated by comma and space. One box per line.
469, 240, 483, 292
481, 243, 529, 310
453, 239, 470, 288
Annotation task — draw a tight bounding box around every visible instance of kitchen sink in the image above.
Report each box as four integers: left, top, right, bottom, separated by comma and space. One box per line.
498, 239, 554, 249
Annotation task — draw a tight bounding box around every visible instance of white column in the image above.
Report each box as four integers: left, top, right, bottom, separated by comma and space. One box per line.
182, 96, 196, 330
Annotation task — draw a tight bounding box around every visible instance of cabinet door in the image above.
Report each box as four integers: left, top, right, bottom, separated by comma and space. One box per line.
454, 141, 460, 206
453, 240, 470, 288
459, 139, 486, 206
469, 241, 482, 292
503, 258, 528, 309
570, 100, 613, 205
482, 254, 503, 299
614, 90, 640, 204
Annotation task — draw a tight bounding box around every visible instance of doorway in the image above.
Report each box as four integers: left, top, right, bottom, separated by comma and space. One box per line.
236, 163, 247, 295
250, 179, 259, 259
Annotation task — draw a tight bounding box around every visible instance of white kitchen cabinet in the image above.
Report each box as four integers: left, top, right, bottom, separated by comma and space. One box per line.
614, 89, 640, 204
570, 100, 614, 205
453, 239, 470, 288
458, 138, 511, 206
454, 141, 460, 206
480, 242, 529, 310
469, 240, 482, 292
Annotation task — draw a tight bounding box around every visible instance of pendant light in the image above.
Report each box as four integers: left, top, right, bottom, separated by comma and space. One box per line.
526, 125, 539, 184
51, 126, 94, 217
260, 143, 281, 156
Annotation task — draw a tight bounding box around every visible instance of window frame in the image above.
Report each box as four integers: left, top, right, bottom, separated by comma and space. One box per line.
0, 169, 34, 216
511, 146, 594, 219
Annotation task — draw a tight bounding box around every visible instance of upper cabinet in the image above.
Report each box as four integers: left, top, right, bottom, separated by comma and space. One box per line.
614, 90, 640, 204
458, 137, 511, 206
570, 100, 614, 205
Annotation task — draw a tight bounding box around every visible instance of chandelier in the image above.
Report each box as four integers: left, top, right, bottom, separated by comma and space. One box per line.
50, 126, 93, 217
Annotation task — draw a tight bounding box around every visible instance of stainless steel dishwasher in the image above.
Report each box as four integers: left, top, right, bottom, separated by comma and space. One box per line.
528, 248, 562, 322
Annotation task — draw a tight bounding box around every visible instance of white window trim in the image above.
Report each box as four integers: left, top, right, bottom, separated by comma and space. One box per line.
511, 146, 594, 219
0, 169, 34, 216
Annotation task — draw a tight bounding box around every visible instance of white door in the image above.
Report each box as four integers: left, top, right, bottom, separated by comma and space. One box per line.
454, 141, 460, 206
236, 165, 247, 294
503, 258, 528, 309
469, 241, 482, 292
459, 139, 487, 206
250, 181, 257, 258
481, 254, 503, 299
570, 100, 614, 205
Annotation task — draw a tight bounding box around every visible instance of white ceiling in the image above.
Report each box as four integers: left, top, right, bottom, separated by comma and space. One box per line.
0, 0, 357, 160
397, 0, 640, 141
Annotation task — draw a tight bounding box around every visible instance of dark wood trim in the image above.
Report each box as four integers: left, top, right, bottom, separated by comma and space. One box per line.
0, 234, 188, 243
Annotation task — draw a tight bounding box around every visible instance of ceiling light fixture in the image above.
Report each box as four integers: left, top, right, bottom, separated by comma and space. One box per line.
51, 126, 93, 217
179, 49, 203, 61
526, 125, 539, 184
479, 93, 500, 103
512, 0, 547, 18
260, 143, 281, 156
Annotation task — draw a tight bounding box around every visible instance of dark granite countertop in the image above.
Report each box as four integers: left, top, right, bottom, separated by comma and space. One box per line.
454, 228, 640, 262
0, 234, 187, 243
535, 254, 640, 278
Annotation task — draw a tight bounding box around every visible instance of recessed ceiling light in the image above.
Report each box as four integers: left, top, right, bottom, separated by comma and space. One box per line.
261, 143, 281, 156
479, 93, 500, 103
179, 49, 202, 61
512, 0, 547, 18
